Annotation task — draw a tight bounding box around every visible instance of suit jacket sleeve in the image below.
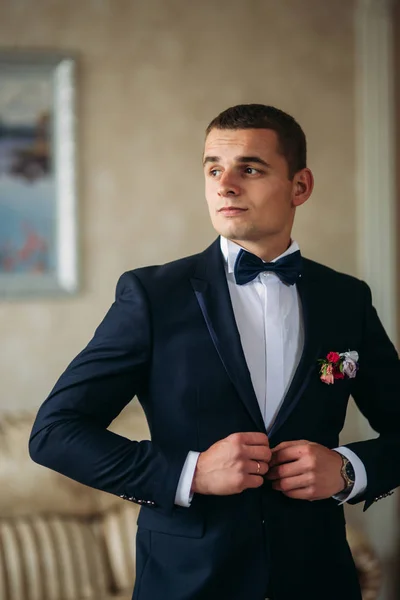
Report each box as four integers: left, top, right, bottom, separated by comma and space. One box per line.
344, 281, 400, 511
29, 271, 186, 515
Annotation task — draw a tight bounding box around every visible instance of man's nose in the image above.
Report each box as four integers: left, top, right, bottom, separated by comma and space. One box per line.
218, 172, 241, 197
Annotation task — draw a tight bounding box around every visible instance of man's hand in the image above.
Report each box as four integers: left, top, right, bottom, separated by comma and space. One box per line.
266, 440, 345, 500
191, 432, 271, 496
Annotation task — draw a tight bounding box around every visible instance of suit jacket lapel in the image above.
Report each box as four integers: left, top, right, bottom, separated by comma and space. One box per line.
268, 260, 323, 439
190, 239, 266, 433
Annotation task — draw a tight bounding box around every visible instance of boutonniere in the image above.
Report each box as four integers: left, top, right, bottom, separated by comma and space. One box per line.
318, 350, 359, 385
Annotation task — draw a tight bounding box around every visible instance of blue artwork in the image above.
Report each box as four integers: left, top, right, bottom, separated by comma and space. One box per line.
0, 73, 56, 275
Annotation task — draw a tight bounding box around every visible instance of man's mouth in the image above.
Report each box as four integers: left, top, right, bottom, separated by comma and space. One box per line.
218, 207, 248, 214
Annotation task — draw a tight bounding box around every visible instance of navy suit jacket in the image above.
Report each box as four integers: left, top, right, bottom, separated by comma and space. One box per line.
30, 239, 400, 600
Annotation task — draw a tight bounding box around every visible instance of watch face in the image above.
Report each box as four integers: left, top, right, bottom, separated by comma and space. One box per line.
345, 461, 355, 483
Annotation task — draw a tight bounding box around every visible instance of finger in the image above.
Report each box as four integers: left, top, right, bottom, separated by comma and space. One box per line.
244, 474, 265, 489
271, 474, 313, 493
269, 445, 306, 467
233, 432, 269, 446
266, 460, 306, 481
246, 445, 272, 463
247, 460, 269, 476
272, 440, 307, 453
281, 487, 320, 501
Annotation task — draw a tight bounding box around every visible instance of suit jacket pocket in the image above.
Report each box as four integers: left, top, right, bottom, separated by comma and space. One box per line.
137, 505, 205, 538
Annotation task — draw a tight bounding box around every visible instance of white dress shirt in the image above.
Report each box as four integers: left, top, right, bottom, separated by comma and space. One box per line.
175, 237, 367, 506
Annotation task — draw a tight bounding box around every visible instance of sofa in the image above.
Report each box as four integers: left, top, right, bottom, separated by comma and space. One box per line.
0, 406, 382, 600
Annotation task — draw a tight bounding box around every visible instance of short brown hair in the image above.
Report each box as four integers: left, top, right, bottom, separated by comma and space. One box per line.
206, 104, 307, 179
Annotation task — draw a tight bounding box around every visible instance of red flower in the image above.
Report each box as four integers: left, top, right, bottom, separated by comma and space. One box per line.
327, 351, 340, 363
333, 370, 345, 380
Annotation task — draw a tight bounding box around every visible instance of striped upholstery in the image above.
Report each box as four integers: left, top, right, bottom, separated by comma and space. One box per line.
0, 407, 147, 600
101, 503, 138, 593
0, 515, 110, 600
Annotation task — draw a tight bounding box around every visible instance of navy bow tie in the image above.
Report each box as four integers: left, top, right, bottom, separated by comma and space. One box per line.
234, 249, 302, 286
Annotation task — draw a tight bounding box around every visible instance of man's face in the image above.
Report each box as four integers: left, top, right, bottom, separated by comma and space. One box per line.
203, 128, 298, 245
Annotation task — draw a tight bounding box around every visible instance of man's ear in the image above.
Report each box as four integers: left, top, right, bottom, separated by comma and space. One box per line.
292, 168, 314, 207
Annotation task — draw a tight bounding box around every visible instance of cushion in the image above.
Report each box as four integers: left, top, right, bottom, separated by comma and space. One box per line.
101, 503, 139, 593
0, 514, 111, 600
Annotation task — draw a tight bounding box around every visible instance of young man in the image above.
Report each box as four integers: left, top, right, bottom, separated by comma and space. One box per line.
30, 104, 400, 600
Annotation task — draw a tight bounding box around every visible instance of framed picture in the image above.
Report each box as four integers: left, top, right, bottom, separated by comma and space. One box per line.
0, 52, 78, 298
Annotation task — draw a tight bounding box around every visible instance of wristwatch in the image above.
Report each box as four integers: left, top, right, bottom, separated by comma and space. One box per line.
339, 455, 355, 494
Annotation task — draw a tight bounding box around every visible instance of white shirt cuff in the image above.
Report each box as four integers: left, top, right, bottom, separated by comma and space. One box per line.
332, 446, 368, 505
174, 451, 200, 507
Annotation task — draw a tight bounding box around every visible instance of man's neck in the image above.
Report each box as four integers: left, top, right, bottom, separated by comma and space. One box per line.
228, 237, 292, 263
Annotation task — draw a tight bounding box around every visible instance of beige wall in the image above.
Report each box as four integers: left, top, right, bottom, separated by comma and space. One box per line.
0, 0, 357, 414
396, 0, 400, 347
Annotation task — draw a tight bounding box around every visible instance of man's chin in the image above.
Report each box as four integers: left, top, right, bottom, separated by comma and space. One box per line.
212, 220, 245, 237
213, 225, 255, 241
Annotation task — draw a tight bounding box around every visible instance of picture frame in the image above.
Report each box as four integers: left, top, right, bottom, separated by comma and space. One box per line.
0, 51, 78, 298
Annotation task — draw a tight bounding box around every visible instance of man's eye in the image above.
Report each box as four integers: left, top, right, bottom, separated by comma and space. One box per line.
210, 169, 220, 177
244, 167, 258, 175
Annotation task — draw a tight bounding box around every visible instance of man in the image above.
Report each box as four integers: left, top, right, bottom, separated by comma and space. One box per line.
30, 104, 400, 600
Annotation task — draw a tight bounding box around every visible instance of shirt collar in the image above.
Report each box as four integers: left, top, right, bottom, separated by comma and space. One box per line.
220, 236, 300, 274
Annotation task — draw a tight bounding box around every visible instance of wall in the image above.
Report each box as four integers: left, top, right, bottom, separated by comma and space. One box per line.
394, 4, 400, 593
0, 0, 357, 413
396, 0, 400, 349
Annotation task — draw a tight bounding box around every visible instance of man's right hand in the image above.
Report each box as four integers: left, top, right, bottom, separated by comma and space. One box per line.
191, 432, 271, 496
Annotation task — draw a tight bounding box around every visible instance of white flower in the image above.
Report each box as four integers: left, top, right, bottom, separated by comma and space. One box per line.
340, 350, 359, 363
342, 358, 358, 378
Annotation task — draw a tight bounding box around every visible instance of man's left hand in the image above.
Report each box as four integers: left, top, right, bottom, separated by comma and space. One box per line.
266, 440, 345, 500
